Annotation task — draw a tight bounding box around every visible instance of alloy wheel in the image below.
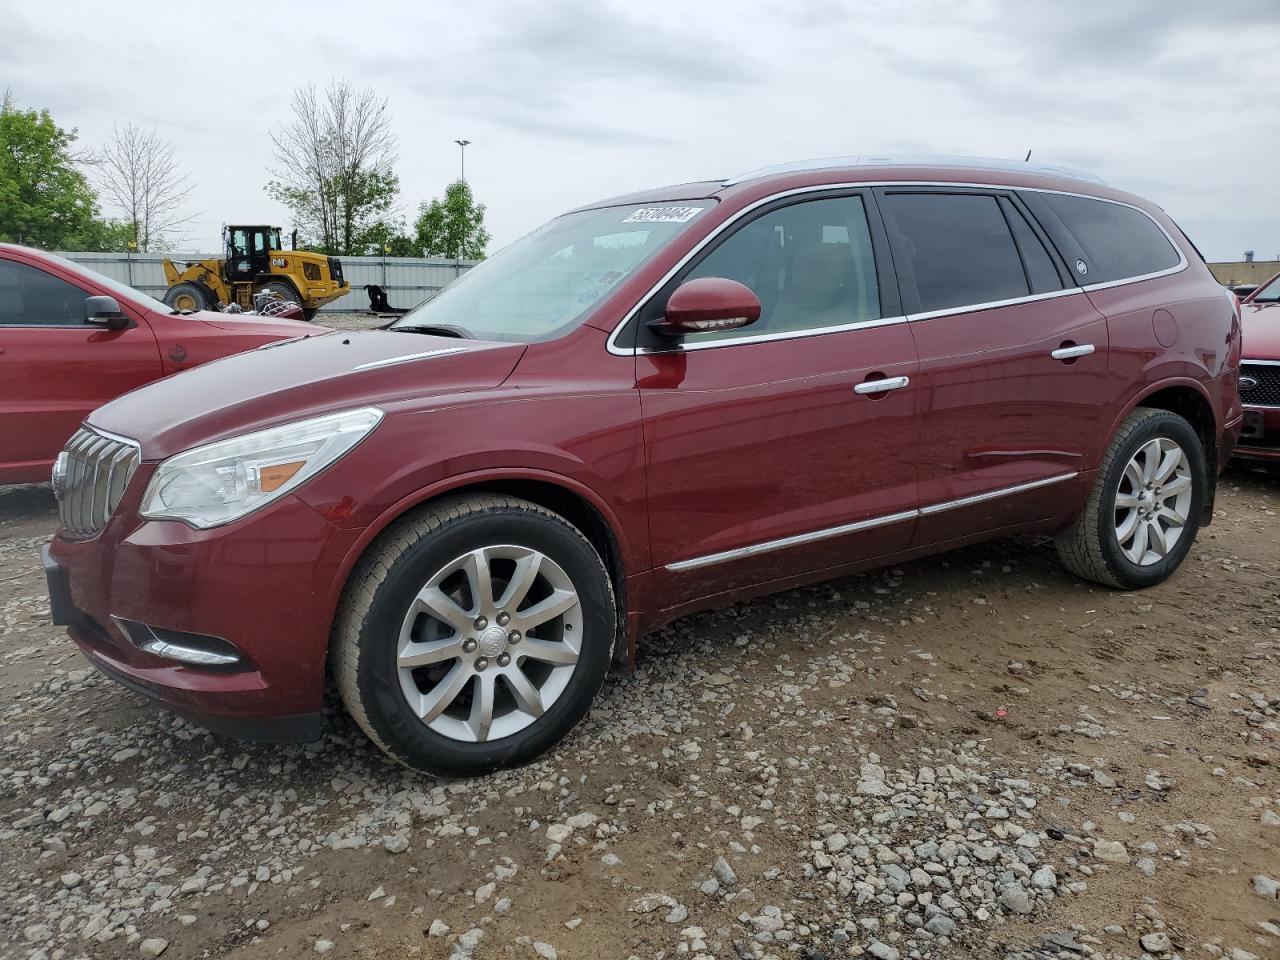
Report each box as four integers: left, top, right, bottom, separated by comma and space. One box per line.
1113, 437, 1193, 566
396, 545, 582, 743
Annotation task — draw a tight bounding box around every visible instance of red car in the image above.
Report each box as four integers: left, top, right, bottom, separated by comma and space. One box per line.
43, 157, 1242, 776
0, 244, 319, 485
1235, 269, 1280, 462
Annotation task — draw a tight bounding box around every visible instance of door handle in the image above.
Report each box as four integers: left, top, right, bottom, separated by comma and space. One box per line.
1051, 343, 1095, 360
854, 375, 910, 395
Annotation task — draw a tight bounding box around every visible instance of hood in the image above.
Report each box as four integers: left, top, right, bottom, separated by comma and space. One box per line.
90, 330, 525, 459
183, 308, 321, 337
1242, 301, 1280, 361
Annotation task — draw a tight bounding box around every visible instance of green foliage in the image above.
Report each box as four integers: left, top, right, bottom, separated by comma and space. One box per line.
354, 218, 416, 257
268, 168, 400, 257
412, 180, 490, 261
0, 94, 117, 250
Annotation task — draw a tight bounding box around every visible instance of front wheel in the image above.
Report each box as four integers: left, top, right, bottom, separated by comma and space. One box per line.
332, 495, 616, 776
1056, 408, 1207, 589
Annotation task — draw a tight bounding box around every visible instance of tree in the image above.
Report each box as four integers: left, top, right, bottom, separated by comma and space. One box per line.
412, 180, 490, 260
265, 79, 399, 256
96, 123, 194, 251
0, 91, 108, 249
355, 218, 416, 257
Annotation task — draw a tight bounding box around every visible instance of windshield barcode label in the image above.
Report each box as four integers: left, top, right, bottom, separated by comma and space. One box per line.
623, 206, 705, 224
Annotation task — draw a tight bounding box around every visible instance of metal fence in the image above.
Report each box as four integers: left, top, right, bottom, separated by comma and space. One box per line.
55, 252, 476, 313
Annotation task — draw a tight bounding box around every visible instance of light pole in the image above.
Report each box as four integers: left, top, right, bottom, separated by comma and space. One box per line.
454, 139, 471, 182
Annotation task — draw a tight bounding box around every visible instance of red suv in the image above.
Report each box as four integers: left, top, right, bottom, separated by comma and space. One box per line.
1235, 269, 1280, 461
1, 244, 318, 485
43, 157, 1242, 776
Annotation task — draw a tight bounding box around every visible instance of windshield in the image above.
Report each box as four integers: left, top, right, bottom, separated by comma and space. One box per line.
47, 252, 174, 313
391, 202, 713, 342
1251, 272, 1280, 303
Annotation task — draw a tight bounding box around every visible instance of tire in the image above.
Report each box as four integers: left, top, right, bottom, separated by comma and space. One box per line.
257, 281, 302, 307
332, 494, 617, 777
1056, 408, 1207, 589
302, 307, 319, 322
164, 281, 211, 312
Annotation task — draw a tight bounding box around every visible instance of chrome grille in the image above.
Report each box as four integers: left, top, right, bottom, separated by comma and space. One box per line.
56, 426, 141, 536
1240, 363, 1280, 407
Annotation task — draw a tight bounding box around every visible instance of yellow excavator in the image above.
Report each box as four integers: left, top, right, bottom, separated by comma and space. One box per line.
162, 225, 348, 320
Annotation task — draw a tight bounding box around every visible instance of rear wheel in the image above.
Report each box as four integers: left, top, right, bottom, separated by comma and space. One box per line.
332, 494, 616, 776
1056, 408, 1206, 589
164, 282, 211, 312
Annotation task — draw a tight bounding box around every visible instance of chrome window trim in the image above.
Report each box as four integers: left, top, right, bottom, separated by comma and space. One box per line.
664, 471, 1078, 572
605, 180, 1187, 358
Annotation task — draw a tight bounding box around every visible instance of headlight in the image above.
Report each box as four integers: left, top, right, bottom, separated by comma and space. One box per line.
139, 407, 383, 528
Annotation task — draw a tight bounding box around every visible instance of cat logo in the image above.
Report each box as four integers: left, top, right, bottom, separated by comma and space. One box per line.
271, 257, 288, 268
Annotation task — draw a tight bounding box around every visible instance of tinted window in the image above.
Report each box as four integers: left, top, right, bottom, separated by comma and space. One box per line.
1000, 197, 1062, 294
680, 195, 881, 341
0, 259, 87, 326
1040, 194, 1180, 284
881, 193, 1029, 313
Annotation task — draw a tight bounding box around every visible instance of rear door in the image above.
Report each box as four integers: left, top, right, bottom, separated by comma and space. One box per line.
875, 187, 1109, 545
0, 255, 162, 484
632, 191, 922, 609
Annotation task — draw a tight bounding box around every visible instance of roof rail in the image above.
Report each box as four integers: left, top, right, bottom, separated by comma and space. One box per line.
723, 154, 1107, 187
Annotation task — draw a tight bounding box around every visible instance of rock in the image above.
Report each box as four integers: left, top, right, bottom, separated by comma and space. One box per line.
1031, 865, 1057, 890
664, 903, 689, 924
60, 872, 82, 888
428, 920, 450, 937
565, 812, 597, 830
924, 915, 956, 937
1092, 839, 1129, 864
999, 885, 1033, 915
546, 824, 573, 844
1135, 857, 1157, 877
314, 940, 335, 955
382, 834, 409, 854
533, 942, 558, 960
1092, 769, 1116, 789
139, 939, 169, 958
1261, 810, 1280, 827
1252, 874, 1279, 899
630, 893, 676, 914
1140, 932, 1172, 954
867, 942, 899, 960
712, 856, 738, 886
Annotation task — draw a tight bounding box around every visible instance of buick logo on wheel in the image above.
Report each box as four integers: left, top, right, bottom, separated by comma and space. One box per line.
1239, 375, 1259, 391
51, 451, 68, 501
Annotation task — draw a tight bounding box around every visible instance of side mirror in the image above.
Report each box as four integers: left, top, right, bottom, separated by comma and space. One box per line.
1232, 284, 1259, 300
650, 277, 761, 337
85, 296, 130, 330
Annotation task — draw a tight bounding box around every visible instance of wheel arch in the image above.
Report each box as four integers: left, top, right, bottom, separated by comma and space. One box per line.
323, 470, 636, 668
1110, 377, 1219, 521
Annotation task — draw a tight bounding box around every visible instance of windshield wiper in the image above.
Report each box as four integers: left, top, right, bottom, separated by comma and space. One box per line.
388, 323, 471, 339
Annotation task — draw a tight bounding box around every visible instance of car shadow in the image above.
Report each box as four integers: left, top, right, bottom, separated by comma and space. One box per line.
0, 483, 57, 526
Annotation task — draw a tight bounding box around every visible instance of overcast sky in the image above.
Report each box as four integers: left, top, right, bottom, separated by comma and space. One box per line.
4, 0, 1278, 261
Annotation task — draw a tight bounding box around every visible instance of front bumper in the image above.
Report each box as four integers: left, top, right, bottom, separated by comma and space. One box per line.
1233, 405, 1280, 462
44, 490, 361, 741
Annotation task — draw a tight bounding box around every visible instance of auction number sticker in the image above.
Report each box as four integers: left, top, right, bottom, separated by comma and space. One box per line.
623, 206, 705, 224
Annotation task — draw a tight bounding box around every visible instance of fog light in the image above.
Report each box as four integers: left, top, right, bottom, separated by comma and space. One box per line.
111, 617, 243, 667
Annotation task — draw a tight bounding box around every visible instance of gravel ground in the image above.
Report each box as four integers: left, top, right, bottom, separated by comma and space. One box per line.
1, 358, 1277, 960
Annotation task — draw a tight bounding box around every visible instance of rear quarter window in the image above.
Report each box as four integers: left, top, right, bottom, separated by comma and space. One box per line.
1040, 194, 1181, 284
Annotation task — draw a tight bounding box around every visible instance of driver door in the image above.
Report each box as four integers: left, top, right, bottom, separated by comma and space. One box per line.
0, 255, 161, 483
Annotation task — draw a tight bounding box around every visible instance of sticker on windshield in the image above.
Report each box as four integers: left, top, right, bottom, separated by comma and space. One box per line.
623, 206, 705, 224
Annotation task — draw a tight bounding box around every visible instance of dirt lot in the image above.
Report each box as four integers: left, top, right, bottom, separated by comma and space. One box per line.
1, 421, 1278, 960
